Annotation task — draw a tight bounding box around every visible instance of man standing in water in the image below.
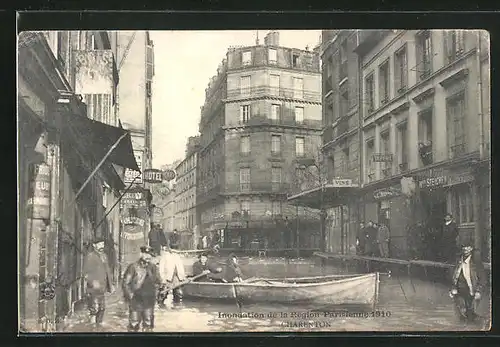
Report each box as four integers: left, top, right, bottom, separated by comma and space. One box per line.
83, 238, 114, 329
158, 242, 186, 304
122, 246, 163, 332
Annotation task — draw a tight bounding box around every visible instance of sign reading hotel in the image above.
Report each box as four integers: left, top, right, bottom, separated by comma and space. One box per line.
124, 150, 143, 184
144, 169, 163, 183
373, 153, 393, 162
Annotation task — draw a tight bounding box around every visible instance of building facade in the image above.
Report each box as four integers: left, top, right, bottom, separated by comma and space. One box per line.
320, 30, 362, 255
112, 31, 156, 267
174, 138, 199, 249
355, 30, 491, 261
197, 32, 323, 251
18, 31, 138, 331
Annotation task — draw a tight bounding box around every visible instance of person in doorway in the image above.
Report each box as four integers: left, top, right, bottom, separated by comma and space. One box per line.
442, 213, 459, 263
148, 224, 168, 257
122, 246, 162, 332
192, 252, 223, 281
364, 221, 378, 257
356, 222, 366, 255
82, 239, 114, 328
449, 243, 487, 322
157, 242, 186, 305
223, 253, 243, 283
377, 222, 390, 258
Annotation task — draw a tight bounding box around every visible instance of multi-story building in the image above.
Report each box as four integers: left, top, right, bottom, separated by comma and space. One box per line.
111, 31, 156, 266
319, 30, 362, 254
18, 31, 138, 331
174, 137, 200, 249
197, 32, 323, 251
354, 30, 491, 260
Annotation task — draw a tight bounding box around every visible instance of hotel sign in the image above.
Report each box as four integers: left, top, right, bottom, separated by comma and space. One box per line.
373, 153, 393, 162
144, 169, 163, 183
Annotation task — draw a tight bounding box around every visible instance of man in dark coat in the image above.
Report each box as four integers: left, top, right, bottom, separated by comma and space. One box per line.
356, 222, 366, 255
223, 253, 243, 283
122, 246, 163, 332
82, 239, 114, 328
449, 244, 487, 322
442, 213, 459, 263
192, 253, 223, 281
364, 221, 378, 257
148, 224, 168, 256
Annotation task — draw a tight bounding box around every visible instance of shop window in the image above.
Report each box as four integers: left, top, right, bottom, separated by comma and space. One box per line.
452, 184, 474, 224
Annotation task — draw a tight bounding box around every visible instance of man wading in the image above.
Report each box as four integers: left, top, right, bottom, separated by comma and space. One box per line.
158, 242, 186, 305
122, 246, 162, 332
83, 239, 114, 329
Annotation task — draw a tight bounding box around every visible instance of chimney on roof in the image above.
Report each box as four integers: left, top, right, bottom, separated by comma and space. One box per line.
264, 31, 279, 46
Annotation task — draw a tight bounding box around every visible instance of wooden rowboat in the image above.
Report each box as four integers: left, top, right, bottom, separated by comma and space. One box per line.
182, 273, 380, 309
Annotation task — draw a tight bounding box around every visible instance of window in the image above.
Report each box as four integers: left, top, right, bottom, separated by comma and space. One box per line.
295, 107, 304, 124
271, 135, 281, 155
90, 34, 96, 50
241, 200, 250, 215
447, 92, 466, 159
341, 147, 350, 173
380, 131, 391, 177
418, 109, 433, 145
394, 46, 408, 93
293, 77, 303, 99
339, 40, 348, 81
397, 122, 408, 171
269, 48, 277, 64
295, 137, 305, 157
242, 51, 252, 66
240, 168, 250, 191
417, 30, 432, 80
240, 105, 250, 123
292, 54, 299, 67
240, 136, 250, 156
379, 60, 390, 104
445, 30, 465, 63
240, 76, 251, 96
270, 74, 280, 95
271, 104, 280, 121
365, 74, 375, 112
340, 90, 349, 117
366, 139, 375, 181
271, 201, 282, 216
271, 167, 282, 191
84, 94, 112, 124
452, 184, 474, 224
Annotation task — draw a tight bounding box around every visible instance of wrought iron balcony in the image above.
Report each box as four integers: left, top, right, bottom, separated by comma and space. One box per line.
227, 86, 321, 103
223, 182, 291, 194
232, 114, 322, 128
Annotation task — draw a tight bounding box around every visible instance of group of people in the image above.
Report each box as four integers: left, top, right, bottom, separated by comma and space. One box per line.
356, 220, 391, 258
82, 233, 244, 332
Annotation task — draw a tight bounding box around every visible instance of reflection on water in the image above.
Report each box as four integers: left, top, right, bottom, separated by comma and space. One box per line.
64, 258, 490, 332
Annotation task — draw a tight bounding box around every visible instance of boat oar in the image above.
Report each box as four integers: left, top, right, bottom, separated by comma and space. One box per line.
166, 272, 209, 292
392, 272, 408, 302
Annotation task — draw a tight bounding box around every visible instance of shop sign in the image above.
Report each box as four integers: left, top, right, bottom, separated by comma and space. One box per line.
122, 231, 144, 241
124, 151, 143, 184
27, 163, 51, 220
330, 179, 357, 187
446, 172, 474, 186
120, 199, 146, 207
373, 153, 393, 162
144, 169, 163, 183
121, 216, 145, 226
162, 169, 176, 182
419, 176, 448, 189
373, 187, 401, 200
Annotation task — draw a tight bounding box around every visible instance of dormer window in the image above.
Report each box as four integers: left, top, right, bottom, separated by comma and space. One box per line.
242, 51, 252, 66
269, 48, 277, 64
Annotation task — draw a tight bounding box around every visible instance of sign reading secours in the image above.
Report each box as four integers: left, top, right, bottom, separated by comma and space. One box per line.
144, 169, 163, 183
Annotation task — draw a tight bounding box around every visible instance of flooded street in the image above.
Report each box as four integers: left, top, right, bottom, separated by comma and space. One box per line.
63, 258, 490, 332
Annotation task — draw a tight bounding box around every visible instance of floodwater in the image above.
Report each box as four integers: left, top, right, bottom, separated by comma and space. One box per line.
62, 258, 491, 333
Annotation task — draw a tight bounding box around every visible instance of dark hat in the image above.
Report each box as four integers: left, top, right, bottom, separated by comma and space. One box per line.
140, 245, 155, 255
199, 252, 208, 258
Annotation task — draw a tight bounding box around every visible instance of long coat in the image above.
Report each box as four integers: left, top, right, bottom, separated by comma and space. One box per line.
122, 260, 162, 302
83, 250, 113, 295
148, 229, 168, 255
451, 249, 487, 294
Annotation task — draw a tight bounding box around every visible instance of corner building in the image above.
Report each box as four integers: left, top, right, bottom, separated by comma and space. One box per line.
355, 30, 490, 261
197, 32, 322, 251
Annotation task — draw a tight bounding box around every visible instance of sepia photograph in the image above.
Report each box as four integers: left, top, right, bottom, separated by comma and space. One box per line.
17, 29, 491, 333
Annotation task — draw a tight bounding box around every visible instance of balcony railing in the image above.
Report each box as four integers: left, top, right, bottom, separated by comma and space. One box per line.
227, 86, 321, 103
232, 114, 322, 128
450, 143, 467, 159
224, 182, 291, 194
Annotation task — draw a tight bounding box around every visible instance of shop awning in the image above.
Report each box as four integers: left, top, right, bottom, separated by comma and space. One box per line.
287, 183, 359, 209
63, 113, 140, 172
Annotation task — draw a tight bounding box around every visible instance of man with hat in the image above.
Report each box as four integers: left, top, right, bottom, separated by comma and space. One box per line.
449, 242, 487, 322
223, 253, 243, 283
148, 223, 168, 257
122, 245, 163, 332
192, 252, 223, 281
157, 241, 186, 305
82, 238, 114, 328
